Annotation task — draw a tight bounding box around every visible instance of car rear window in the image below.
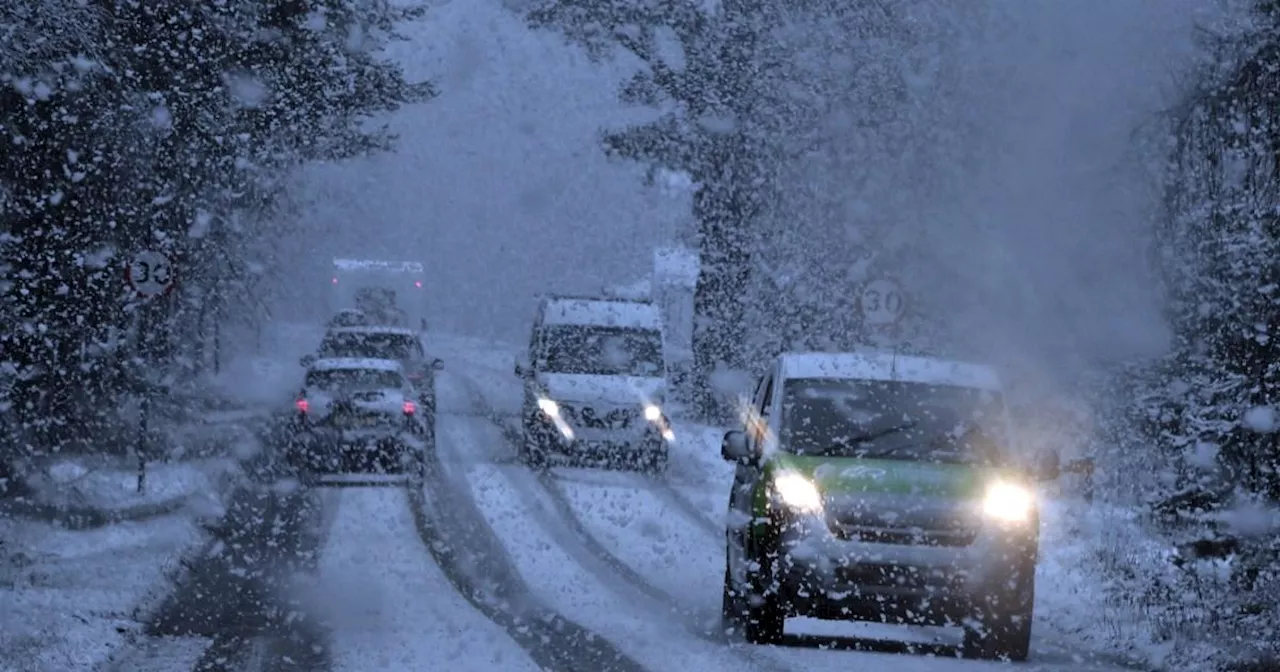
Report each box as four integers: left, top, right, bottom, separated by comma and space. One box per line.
306, 368, 403, 391
319, 332, 420, 360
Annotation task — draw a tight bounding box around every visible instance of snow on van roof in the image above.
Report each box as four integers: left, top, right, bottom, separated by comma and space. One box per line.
310, 357, 404, 372
541, 297, 662, 329
332, 258, 425, 273
779, 351, 1002, 390
326, 325, 419, 337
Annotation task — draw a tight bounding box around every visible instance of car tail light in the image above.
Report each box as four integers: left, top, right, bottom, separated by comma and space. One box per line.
403, 401, 416, 414
414, 280, 422, 288
296, 399, 309, 413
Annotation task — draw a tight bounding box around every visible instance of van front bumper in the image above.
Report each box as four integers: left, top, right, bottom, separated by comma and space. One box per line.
771, 520, 1037, 625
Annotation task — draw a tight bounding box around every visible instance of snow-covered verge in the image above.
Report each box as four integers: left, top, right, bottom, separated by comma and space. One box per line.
0, 458, 243, 672
6, 457, 238, 526
1043, 494, 1280, 671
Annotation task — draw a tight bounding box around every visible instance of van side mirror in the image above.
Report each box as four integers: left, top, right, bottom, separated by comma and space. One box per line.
299, 354, 317, 368
1032, 449, 1062, 482
721, 430, 755, 465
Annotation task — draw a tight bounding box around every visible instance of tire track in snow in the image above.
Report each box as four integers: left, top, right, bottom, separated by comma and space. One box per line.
184, 486, 335, 672
407, 438, 648, 672
640, 474, 722, 538
448, 366, 724, 538
449, 372, 796, 672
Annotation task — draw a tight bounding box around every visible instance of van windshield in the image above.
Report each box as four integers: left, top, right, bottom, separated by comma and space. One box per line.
534, 325, 663, 377
779, 378, 1008, 465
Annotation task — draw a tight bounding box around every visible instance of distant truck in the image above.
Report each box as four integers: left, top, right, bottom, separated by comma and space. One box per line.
330, 258, 428, 331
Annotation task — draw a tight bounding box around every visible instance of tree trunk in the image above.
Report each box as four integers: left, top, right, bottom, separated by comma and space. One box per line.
690, 137, 758, 421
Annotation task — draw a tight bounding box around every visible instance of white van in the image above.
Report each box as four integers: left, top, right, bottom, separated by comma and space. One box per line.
514, 295, 674, 472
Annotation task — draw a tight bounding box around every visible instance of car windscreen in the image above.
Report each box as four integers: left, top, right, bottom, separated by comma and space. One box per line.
319, 332, 419, 360
328, 311, 368, 328
778, 378, 1008, 465
534, 325, 663, 377
305, 368, 403, 392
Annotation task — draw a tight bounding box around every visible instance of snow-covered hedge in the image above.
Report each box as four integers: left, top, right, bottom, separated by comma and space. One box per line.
1073, 363, 1280, 670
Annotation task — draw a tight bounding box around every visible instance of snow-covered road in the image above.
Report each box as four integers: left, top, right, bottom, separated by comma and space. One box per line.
80, 328, 1146, 671
311, 488, 538, 672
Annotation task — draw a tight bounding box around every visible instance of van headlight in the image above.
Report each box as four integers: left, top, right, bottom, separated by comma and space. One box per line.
983, 481, 1034, 523
643, 404, 662, 422
773, 472, 823, 514
537, 398, 560, 417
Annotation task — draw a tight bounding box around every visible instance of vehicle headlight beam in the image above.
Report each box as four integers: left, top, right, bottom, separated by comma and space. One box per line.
983, 481, 1034, 523
773, 472, 823, 514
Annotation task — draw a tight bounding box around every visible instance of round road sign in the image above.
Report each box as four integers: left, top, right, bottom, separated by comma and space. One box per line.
126, 251, 176, 298
859, 279, 906, 326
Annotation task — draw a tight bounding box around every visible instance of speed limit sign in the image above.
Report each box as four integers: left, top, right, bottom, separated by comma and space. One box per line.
859, 279, 906, 326
126, 251, 176, 298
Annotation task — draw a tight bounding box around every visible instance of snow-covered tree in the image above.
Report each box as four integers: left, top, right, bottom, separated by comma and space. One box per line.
0, 0, 433, 458
1090, 3, 1280, 665
1153, 0, 1280, 500
529, 0, 788, 418
529, 0, 933, 415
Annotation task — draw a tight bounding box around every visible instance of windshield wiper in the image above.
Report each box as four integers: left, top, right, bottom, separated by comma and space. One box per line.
825, 422, 919, 454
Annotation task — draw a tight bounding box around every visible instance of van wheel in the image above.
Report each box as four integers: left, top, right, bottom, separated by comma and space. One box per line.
519, 425, 547, 469
963, 584, 1034, 661
742, 588, 784, 644
730, 548, 784, 644
646, 447, 669, 474
721, 564, 745, 633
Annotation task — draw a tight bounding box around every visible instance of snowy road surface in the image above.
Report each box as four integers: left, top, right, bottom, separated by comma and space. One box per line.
85, 329, 1146, 671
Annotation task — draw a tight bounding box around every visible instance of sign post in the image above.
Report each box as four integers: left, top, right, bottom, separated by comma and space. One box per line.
859, 278, 907, 347
126, 251, 176, 494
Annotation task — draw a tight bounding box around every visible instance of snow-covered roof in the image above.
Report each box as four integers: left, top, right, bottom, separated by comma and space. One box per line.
602, 278, 652, 300
310, 357, 404, 372
326, 325, 420, 337
779, 351, 1002, 390
653, 247, 699, 286
541, 297, 662, 329
332, 258, 425, 274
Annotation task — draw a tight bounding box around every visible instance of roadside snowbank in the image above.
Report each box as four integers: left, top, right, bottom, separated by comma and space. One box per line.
0, 459, 241, 672
15, 457, 233, 522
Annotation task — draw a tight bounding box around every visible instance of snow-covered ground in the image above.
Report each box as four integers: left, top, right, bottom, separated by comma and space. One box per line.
304, 488, 540, 672
0, 459, 240, 672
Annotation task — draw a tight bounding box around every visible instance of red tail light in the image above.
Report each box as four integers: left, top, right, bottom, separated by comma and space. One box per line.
296, 399, 309, 413
414, 280, 422, 288
331, 277, 338, 284
403, 400, 416, 414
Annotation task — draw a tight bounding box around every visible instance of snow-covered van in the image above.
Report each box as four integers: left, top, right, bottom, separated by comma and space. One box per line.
330, 258, 428, 331
514, 294, 674, 472
719, 350, 1062, 660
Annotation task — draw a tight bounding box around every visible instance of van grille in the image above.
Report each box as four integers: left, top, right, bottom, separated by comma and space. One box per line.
830, 523, 977, 547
